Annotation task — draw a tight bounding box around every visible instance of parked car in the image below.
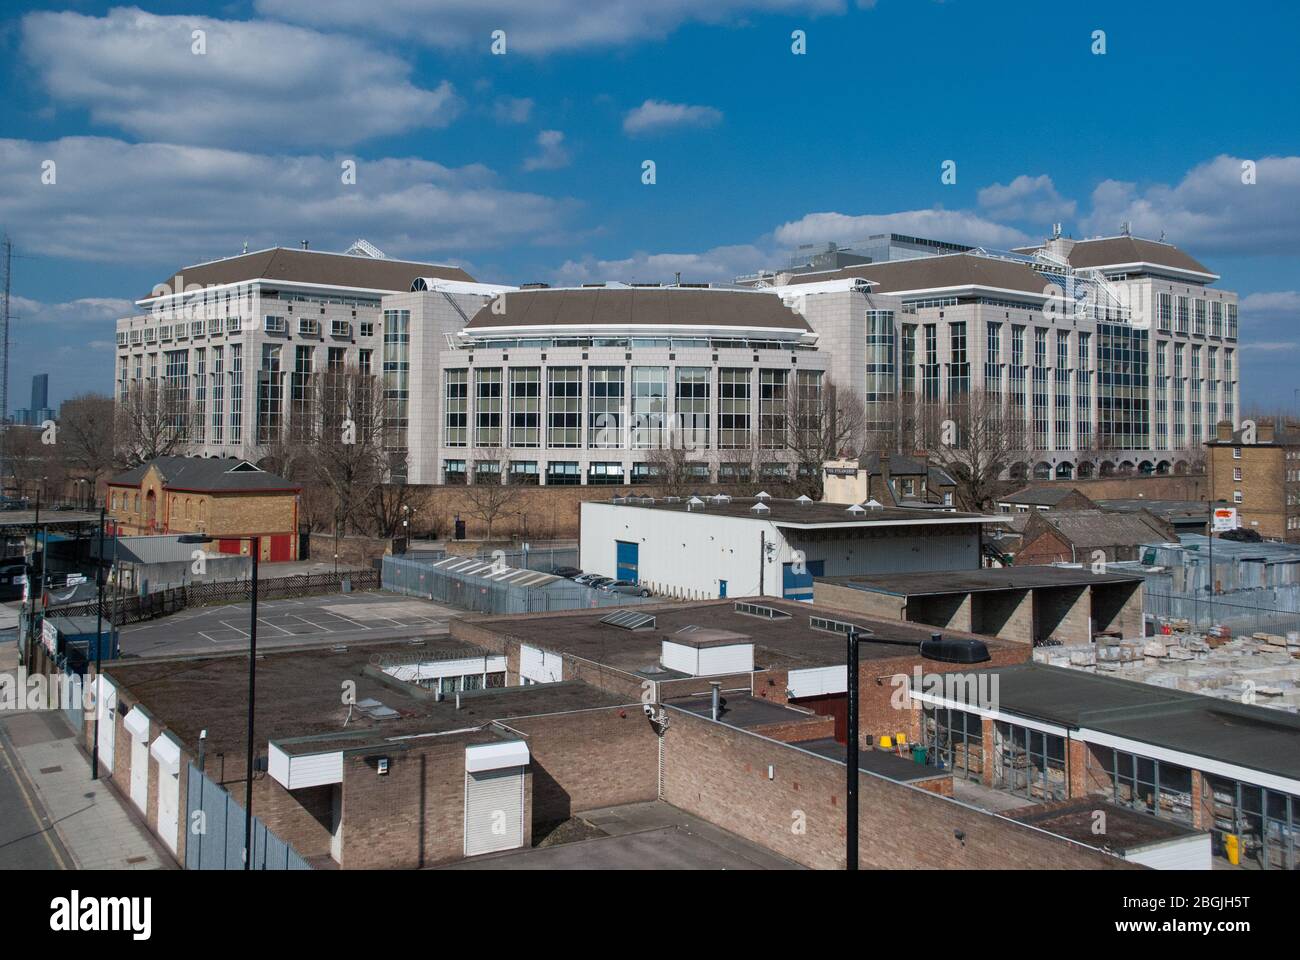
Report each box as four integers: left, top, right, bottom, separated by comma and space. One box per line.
0, 562, 29, 601
572, 573, 603, 586
606, 580, 652, 597
585, 576, 615, 590
549, 566, 582, 579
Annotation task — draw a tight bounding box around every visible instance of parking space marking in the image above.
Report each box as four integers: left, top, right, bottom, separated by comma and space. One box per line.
218, 620, 250, 639
292, 615, 329, 633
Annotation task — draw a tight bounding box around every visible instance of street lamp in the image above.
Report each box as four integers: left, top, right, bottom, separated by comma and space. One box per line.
91, 506, 108, 780
180, 532, 260, 870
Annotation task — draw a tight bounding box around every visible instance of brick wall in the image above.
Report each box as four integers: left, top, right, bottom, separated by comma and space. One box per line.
813, 581, 906, 620
1034, 585, 1091, 644
340, 733, 498, 869
1207, 443, 1288, 540
506, 707, 659, 825
660, 708, 1138, 870
1029, 474, 1207, 501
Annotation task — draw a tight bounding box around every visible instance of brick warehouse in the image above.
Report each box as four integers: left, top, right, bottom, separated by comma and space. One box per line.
86, 610, 1147, 870
107, 455, 302, 562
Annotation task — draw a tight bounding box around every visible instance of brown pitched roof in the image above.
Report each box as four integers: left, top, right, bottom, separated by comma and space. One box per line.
1066, 237, 1213, 276
465, 287, 812, 332
1024, 509, 1172, 550
782, 253, 1049, 296
145, 248, 474, 300
108, 456, 300, 493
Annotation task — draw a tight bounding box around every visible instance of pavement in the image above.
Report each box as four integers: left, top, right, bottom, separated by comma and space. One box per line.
443, 801, 803, 870
0, 632, 168, 870
119, 590, 456, 656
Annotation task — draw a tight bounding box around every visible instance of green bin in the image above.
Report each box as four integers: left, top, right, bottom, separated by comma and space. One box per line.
911, 745, 928, 765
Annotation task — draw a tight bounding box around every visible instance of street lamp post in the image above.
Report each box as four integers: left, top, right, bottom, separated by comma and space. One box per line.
180, 533, 260, 869
91, 507, 107, 780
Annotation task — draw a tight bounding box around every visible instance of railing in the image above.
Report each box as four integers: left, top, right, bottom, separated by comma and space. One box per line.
49, 570, 380, 626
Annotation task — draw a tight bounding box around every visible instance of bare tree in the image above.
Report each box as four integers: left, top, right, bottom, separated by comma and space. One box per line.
929, 389, 1035, 511
0, 426, 59, 500
297, 366, 389, 541
371, 484, 434, 539
642, 428, 709, 497
782, 375, 866, 498
115, 380, 198, 465
460, 453, 521, 540
56, 393, 119, 490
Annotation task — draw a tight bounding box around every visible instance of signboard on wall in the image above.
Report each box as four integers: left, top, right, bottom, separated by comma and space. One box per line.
42, 619, 57, 655
1212, 507, 1239, 532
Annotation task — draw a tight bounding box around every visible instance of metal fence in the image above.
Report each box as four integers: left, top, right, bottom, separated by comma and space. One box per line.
49, 570, 380, 625
383, 553, 651, 615
185, 764, 312, 870
1146, 589, 1300, 636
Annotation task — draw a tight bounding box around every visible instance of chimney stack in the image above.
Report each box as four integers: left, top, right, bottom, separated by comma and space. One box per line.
1215, 420, 1233, 442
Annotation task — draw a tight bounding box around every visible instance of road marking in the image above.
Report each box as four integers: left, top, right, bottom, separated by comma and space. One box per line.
218, 620, 250, 639
255, 618, 293, 636
292, 615, 328, 633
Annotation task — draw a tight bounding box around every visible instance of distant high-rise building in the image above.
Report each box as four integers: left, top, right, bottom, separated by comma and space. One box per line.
30, 373, 47, 412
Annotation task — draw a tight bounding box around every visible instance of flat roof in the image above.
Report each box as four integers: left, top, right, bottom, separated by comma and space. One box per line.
103, 639, 625, 769
931, 663, 1300, 784
797, 738, 951, 784
817, 565, 1144, 597
590, 496, 993, 529
667, 692, 823, 730
0, 510, 102, 530
1010, 799, 1202, 853
464, 598, 1021, 676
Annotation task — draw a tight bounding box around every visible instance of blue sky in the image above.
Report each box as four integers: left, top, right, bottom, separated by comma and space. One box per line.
2, 0, 1298, 409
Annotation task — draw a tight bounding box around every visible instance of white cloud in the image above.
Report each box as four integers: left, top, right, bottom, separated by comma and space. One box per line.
255, 0, 849, 53
0, 137, 577, 264
1081, 155, 1300, 255
11, 295, 134, 326
623, 100, 723, 136
552, 244, 771, 285
978, 174, 1076, 223
522, 130, 571, 171
773, 208, 1031, 249
493, 96, 534, 123
22, 8, 461, 148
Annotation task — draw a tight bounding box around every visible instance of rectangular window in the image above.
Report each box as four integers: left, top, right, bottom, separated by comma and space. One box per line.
588, 367, 625, 448
383, 309, 410, 459
264, 315, 286, 334
444, 369, 468, 447
1158, 293, 1173, 333
229, 343, 243, 444
546, 461, 580, 485
631, 366, 668, 449
1179, 296, 1192, 335
297, 317, 320, 337
675, 367, 710, 450
587, 462, 624, 485
210, 346, 224, 444
1226, 303, 1238, 339
948, 322, 969, 400
291, 345, 313, 441
443, 459, 466, 484
547, 367, 581, 448
474, 368, 503, 447
257, 344, 283, 443
360, 321, 375, 338
509, 461, 539, 484
508, 367, 541, 448
330, 319, 351, 338
718, 368, 751, 449
759, 369, 788, 450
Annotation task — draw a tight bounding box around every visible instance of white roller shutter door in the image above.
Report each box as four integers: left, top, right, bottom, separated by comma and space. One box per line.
463, 768, 524, 857
96, 677, 116, 774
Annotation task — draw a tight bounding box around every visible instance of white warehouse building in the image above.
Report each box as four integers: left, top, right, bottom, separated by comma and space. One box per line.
579, 495, 996, 601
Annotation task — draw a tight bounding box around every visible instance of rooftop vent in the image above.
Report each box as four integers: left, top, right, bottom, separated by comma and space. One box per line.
846, 503, 866, 515
920, 632, 990, 665
755, 490, 772, 500
864, 498, 883, 509
796, 495, 813, 506
600, 609, 657, 631
711, 494, 732, 504
520, 282, 550, 289
750, 502, 771, 514
686, 496, 705, 511
355, 698, 400, 721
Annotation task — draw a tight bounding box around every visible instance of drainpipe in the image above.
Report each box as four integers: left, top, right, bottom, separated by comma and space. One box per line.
710, 682, 721, 721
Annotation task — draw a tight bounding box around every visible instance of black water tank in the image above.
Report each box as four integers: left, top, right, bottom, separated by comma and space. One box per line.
920, 632, 991, 664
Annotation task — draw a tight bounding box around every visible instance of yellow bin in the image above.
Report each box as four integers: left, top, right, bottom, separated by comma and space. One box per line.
1224, 833, 1240, 865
